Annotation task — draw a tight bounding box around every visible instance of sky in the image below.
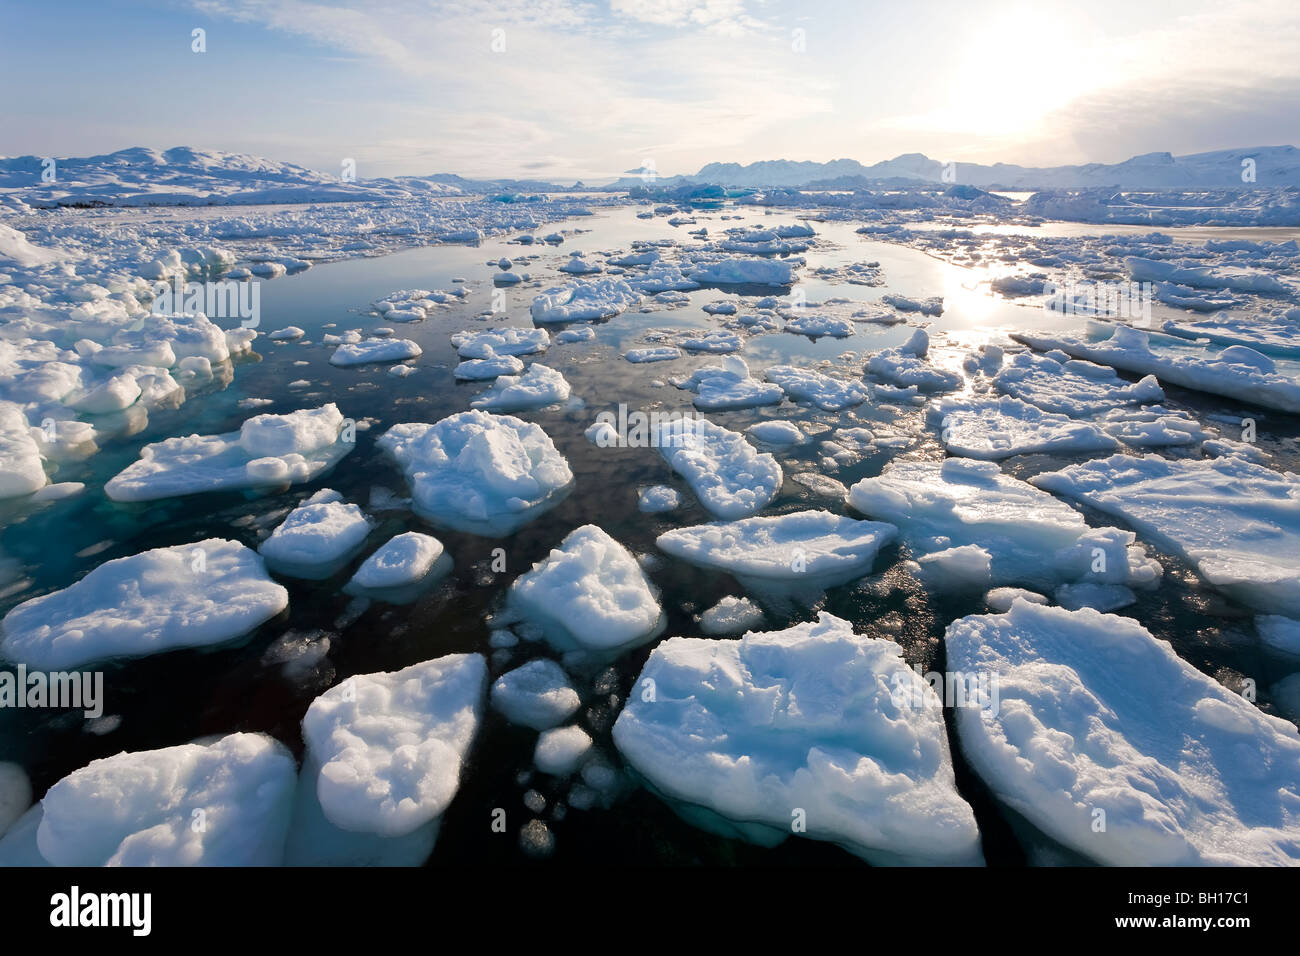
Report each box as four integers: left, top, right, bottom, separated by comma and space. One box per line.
3, 0, 1299, 182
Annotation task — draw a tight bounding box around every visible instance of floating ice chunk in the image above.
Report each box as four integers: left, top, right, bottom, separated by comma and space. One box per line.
867, 329, 962, 392
378, 410, 572, 536
625, 346, 682, 363
881, 293, 943, 316
746, 419, 805, 444
929, 395, 1118, 460
672, 356, 783, 411
558, 254, 602, 275
349, 532, 444, 590
37, 733, 296, 866
917, 544, 993, 592
657, 510, 896, 590
684, 255, 799, 287
848, 458, 1159, 593
1, 539, 287, 670
296, 654, 486, 847
1161, 316, 1300, 359
613, 612, 982, 865
555, 326, 595, 344
535, 726, 592, 776
945, 601, 1300, 865
1031, 453, 1300, 616
681, 330, 743, 353
470, 363, 571, 411
260, 490, 373, 578
451, 327, 549, 359
783, 314, 854, 338
1013, 322, 1300, 414
106, 404, 354, 501
506, 525, 665, 656
698, 595, 764, 635
984, 587, 1048, 612
269, 326, 305, 340
764, 366, 866, 411
530, 279, 642, 323
993, 350, 1164, 416
454, 355, 525, 380
1099, 406, 1211, 447
491, 659, 581, 730
655, 417, 781, 519
637, 484, 681, 513
1126, 256, 1291, 295
330, 338, 421, 366
0, 402, 46, 498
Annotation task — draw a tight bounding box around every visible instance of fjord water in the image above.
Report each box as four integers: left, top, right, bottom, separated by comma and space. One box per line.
3, 203, 1296, 865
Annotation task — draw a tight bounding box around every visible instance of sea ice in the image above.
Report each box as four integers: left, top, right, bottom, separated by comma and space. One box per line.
491, 658, 581, 730
378, 410, 572, 536
946, 601, 1300, 865
1, 539, 287, 669
655, 417, 782, 519
613, 613, 983, 865
469, 363, 571, 411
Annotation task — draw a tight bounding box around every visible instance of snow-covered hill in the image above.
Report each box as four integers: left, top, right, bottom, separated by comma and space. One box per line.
0, 146, 465, 207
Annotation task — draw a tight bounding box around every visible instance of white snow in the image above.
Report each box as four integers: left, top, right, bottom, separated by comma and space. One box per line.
259, 489, 373, 578
378, 410, 572, 536
529, 278, 642, 323
105, 404, 354, 502
1, 539, 287, 669
946, 600, 1300, 865
1032, 453, 1300, 616
348, 532, 445, 590
450, 326, 549, 359
656, 509, 897, 589
37, 733, 296, 866
655, 417, 782, 519
490, 658, 581, 730
848, 457, 1161, 593
613, 612, 982, 865
672, 356, 783, 411
506, 525, 665, 656
454, 355, 525, 380
470, 363, 571, 411
637, 484, 681, 513
297, 654, 486, 844
698, 595, 765, 635
329, 338, 421, 366
992, 350, 1164, 416
929, 395, 1118, 459
535, 726, 592, 776
764, 366, 867, 411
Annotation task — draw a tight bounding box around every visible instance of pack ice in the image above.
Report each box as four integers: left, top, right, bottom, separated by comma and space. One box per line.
847, 458, 1160, 594
656, 510, 897, 591
506, 525, 665, 656
36, 733, 296, 865
946, 601, 1300, 865
529, 278, 642, 323
105, 404, 354, 501
929, 395, 1118, 459
1, 539, 287, 669
259, 489, 373, 579
655, 417, 782, 519
1013, 322, 1300, 414
613, 613, 983, 865
1031, 454, 1300, 616
378, 410, 573, 536
286, 654, 486, 866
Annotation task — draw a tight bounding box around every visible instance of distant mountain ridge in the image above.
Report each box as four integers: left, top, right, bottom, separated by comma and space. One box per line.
621, 146, 1300, 190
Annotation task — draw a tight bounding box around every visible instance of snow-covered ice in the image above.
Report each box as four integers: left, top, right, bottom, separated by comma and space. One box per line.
613, 612, 982, 865
490, 658, 581, 730
1, 539, 287, 669
259, 489, 373, 578
655, 417, 782, 519
946, 601, 1300, 865
469, 363, 571, 412
378, 410, 572, 536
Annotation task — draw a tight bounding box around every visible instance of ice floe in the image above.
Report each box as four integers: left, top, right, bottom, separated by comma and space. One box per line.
655, 417, 782, 519
946, 601, 1300, 865
613, 612, 983, 865
378, 410, 573, 536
